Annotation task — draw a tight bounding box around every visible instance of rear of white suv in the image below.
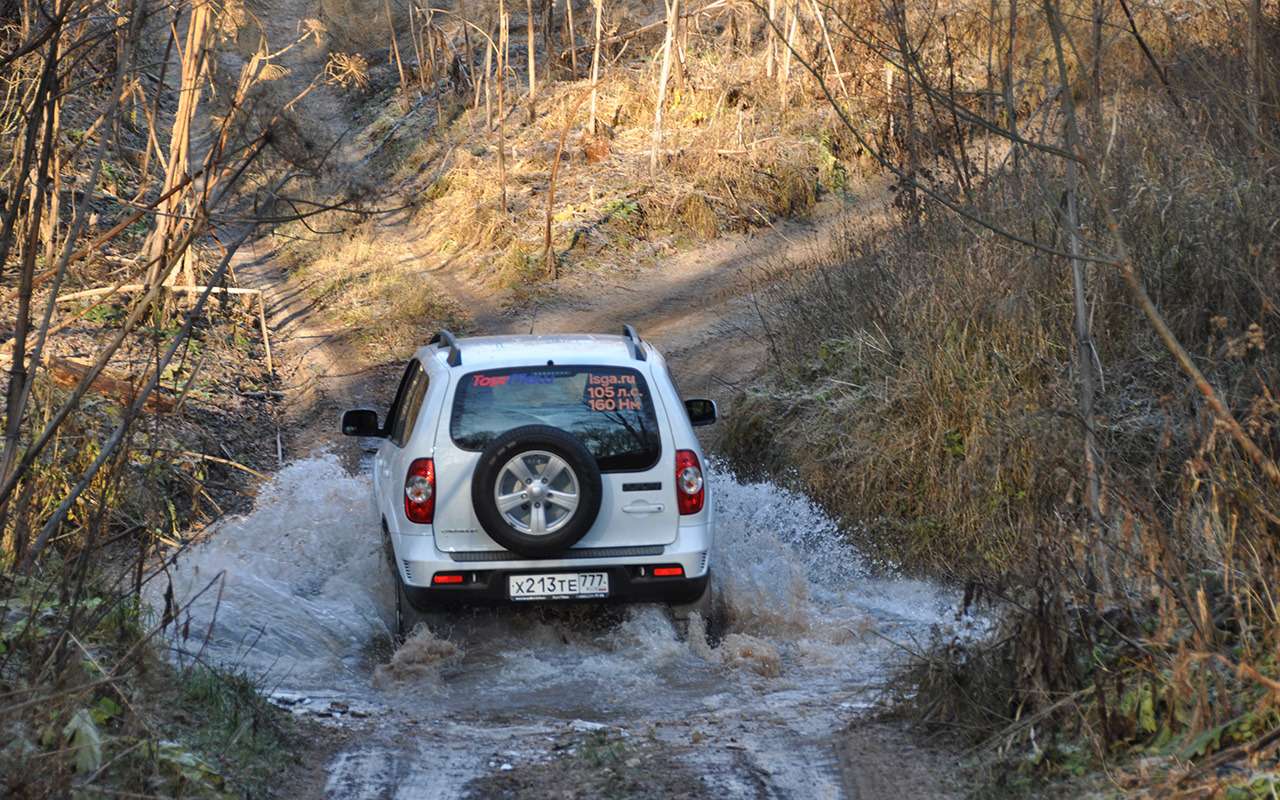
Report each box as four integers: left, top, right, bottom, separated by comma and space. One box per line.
341, 328, 717, 632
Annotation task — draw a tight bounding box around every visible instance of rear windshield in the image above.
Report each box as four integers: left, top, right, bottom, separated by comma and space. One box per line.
450, 366, 662, 471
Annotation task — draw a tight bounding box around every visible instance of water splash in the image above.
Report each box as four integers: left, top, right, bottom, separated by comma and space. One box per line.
154, 456, 963, 720
372, 626, 463, 688
156, 455, 389, 691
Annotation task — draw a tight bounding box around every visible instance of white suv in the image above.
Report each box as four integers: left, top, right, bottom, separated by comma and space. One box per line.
341, 327, 718, 636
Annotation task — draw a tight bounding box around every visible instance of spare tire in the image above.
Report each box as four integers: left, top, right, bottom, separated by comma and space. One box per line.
471, 425, 603, 558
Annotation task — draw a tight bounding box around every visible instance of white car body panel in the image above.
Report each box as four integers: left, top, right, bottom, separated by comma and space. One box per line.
371, 333, 713, 588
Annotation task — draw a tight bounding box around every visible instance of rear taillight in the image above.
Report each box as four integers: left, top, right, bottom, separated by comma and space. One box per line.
404, 458, 435, 524
675, 450, 704, 515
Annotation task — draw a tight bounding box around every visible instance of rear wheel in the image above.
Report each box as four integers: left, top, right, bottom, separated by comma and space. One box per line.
383, 522, 447, 642
670, 572, 719, 642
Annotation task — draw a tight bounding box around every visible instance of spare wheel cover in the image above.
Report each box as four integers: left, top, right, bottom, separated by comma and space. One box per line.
471, 425, 603, 558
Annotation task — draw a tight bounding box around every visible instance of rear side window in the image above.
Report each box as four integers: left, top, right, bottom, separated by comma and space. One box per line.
450, 366, 661, 471
389, 362, 429, 447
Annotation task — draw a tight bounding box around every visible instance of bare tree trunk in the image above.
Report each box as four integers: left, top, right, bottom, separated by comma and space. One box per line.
41, 94, 61, 269
460, 0, 474, 88
1089, 0, 1104, 125
410, 5, 427, 92
543, 0, 554, 83
499, 2, 510, 212
146, 0, 212, 289
891, 0, 920, 222
565, 0, 578, 76
425, 9, 439, 87
1248, 0, 1262, 141
884, 60, 895, 147
386, 0, 408, 98
675, 0, 688, 91
764, 0, 777, 78
480, 28, 495, 126
1044, 0, 1280, 490
779, 0, 797, 107
1004, 0, 1021, 185
809, 0, 847, 97
525, 0, 537, 101
984, 0, 995, 180
544, 91, 590, 278
1050, 0, 1116, 595
2, 56, 57, 514
589, 0, 603, 132
1065, 124, 1108, 595
650, 0, 679, 175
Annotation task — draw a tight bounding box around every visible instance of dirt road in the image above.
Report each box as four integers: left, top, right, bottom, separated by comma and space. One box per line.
176, 189, 975, 799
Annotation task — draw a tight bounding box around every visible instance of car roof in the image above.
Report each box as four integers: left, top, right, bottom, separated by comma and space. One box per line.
414, 333, 655, 371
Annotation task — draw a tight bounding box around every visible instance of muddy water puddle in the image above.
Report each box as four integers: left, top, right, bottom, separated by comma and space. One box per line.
156, 456, 974, 797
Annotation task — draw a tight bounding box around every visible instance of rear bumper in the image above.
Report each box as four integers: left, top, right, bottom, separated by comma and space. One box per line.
402, 567, 708, 609
390, 522, 712, 608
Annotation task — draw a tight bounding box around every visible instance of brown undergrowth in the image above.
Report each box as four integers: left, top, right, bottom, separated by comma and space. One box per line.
720, 13, 1280, 798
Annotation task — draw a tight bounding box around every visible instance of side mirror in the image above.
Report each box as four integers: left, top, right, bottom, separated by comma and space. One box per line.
685, 398, 718, 427
341, 408, 385, 437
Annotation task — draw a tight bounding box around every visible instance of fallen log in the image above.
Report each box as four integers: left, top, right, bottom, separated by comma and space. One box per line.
44, 355, 175, 413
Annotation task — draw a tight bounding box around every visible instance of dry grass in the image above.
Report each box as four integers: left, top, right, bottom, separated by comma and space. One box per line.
277, 217, 470, 354
274, 16, 868, 354
720, 6, 1280, 788
384, 45, 856, 289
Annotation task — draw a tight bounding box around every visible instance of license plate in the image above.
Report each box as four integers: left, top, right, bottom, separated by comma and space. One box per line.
508, 572, 609, 601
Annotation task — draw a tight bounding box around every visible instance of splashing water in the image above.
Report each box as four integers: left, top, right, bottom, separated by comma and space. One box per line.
155, 455, 964, 723
156, 455, 388, 691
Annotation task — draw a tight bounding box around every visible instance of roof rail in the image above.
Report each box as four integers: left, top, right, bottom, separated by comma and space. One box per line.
429, 330, 462, 367
621, 324, 647, 361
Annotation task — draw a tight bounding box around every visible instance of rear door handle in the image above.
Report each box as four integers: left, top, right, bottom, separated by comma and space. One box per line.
623, 501, 665, 514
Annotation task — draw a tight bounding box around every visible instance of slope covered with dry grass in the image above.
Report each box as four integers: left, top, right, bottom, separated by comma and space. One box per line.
719, 0, 1280, 794
268, 0, 874, 355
